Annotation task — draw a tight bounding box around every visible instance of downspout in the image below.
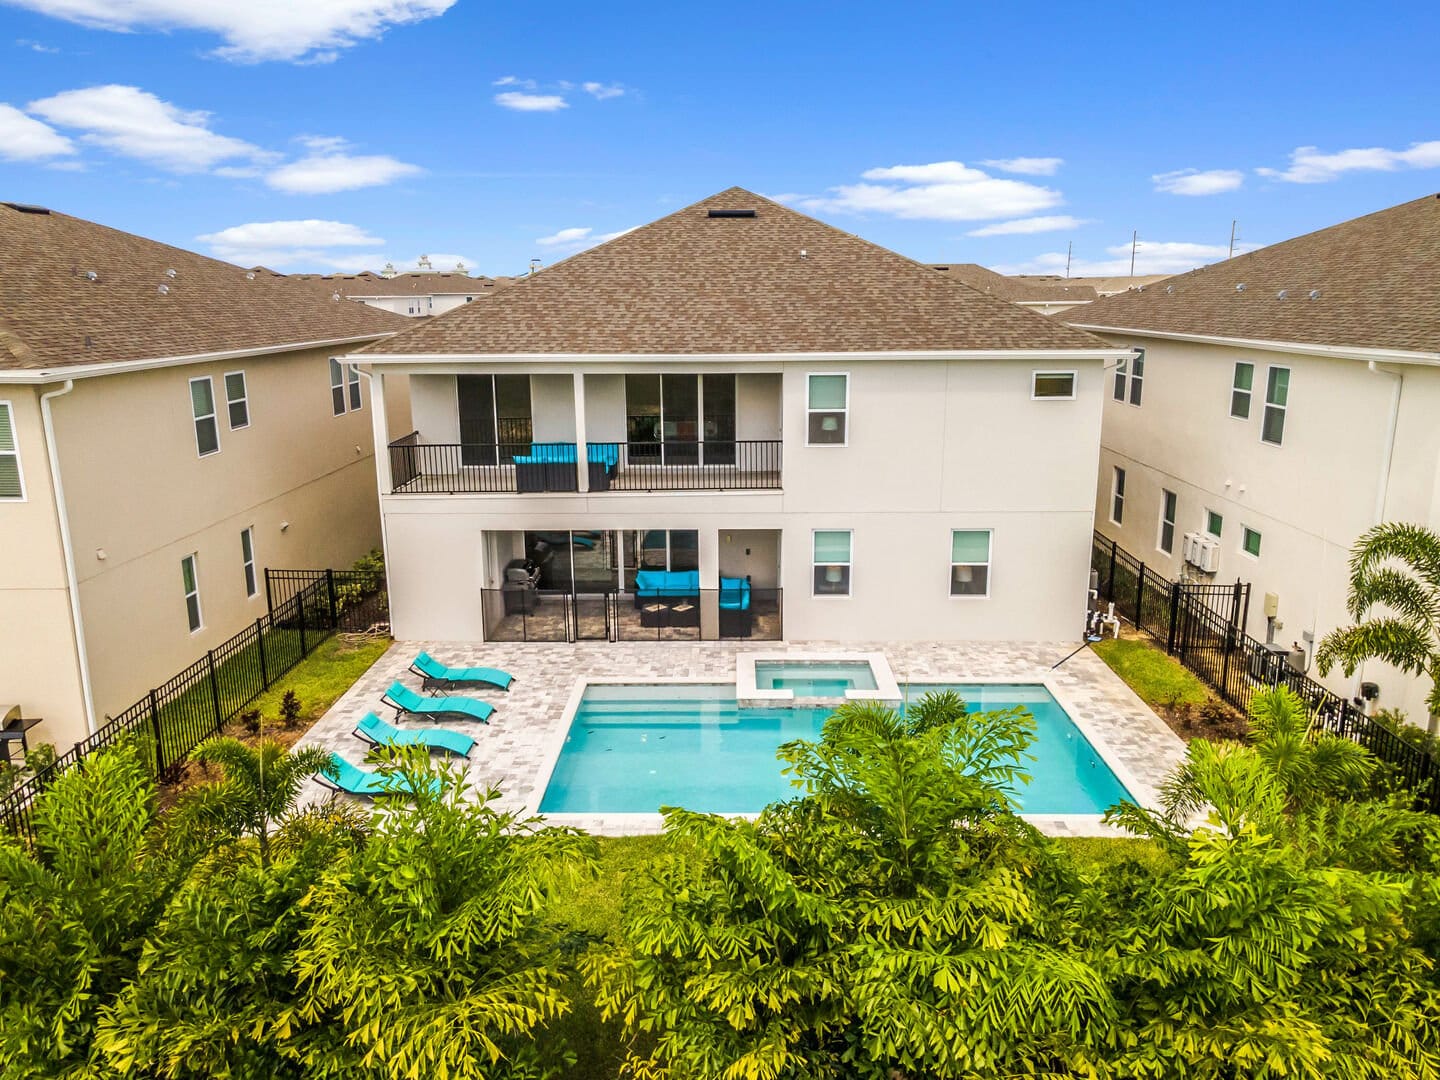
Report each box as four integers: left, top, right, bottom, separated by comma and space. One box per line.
1357, 362, 1405, 710
355, 366, 394, 594
39, 380, 98, 735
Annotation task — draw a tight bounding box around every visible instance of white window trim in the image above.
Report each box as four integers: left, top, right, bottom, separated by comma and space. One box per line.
1126, 348, 1145, 406
805, 371, 849, 448
241, 526, 258, 599
1240, 526, 1263, 560
1109, 466, 1125, 527
347, 364, 363, 412
1031, 370, 1077, 400
330, 358, 346, 416
1261, 364, 1289, 447
1112, 356, 1128, 402
1230, 361, 1254, 421
811, 528, 853, 598
1157, 489, 1177, 555
949, 529, 992, 599
0, 400, 27, 502
189, 376, 220, 458
224, 369, 250, 430
1205, 509, 1223, 539
182, 553, 204, 634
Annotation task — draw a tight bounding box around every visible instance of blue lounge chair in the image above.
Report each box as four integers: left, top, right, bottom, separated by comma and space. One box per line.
354, 711, 475, 758
315, 753, 442, 797
409, 651, 515, 692
382, 681, 494, 724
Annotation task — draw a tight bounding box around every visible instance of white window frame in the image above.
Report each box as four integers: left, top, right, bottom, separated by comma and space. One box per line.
189, 376, 220, 458
1230, 361, 1254, 420
347, 364, 363, 412
1031, 370, 1077, 400
1112, 356, 1128, 402
1158, 489, 1177, 554
224, 370, 249, 430
241, 526, 258, 599
1205, 509, 1223, 539
811, 528, 853, 598
805, 372, 849, 447
1261, 365, 1289, 446
1241, 526, 1262, 560
330, 358, 346, 416
0, 400, 27, 502
182, 553, 203, 633
949, 529, 992, 599
1110, 466, 1126, 526
1127, 348, 1145, 406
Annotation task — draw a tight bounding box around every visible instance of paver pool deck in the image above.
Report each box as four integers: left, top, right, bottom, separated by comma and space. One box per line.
296, 638, 1188, 837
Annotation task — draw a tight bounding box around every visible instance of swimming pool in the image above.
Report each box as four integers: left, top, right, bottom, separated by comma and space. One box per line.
538, 682, 1132, 815
752, 660, 878, 696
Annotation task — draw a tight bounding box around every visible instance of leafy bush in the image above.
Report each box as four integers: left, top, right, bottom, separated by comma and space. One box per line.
1374, 706, 1440, 760
278, 690, 302, 729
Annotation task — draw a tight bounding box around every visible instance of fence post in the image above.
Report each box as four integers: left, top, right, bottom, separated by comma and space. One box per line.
255, 618, 268, 688
1135, 562, 1146, 632
1166, 582, 1182, 655
149, 689, 164, 775
207, 650, 222, 733
1107, 539, 1118, 603
298, 589, 308, 656
265, 568, 274, 615
326, 568, 338, 628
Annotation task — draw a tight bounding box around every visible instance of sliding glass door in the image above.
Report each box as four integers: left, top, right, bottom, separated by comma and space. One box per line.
623, 374, 735, 466
459, 375, 532, 465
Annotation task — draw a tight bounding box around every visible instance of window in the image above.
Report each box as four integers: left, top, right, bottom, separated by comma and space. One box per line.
190, 377, 219, 456
806, 374, 848, 445
1242, 526, 1262, 558
0, 401, 24, 500
1158, 489, 1177, 554
1032, 371, 1076, 399
330, 359, 346, 415
1127, 349, 1145, 405
950, 530, 991, 597
1231, 362, 1254, 419
1206, 510, 1223, 538
224, 371, 249, 429
1110, 467, 1126, 524
347, 364, 362, 411
181, 554, 202, 633
813, 530, 852, 596
241, 527, 258, 598
1112, 356, 1127, 401
1262, 366, 1289, 445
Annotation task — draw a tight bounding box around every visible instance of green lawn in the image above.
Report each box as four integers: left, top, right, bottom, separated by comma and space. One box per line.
1091, 637, 1209, 712
245, 633, 391, 730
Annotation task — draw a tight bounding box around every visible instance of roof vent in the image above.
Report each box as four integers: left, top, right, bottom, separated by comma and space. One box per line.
245, 271, 256, 281
85, 270, 98, 282
1276, 289, 1288, 299
165, 268, 177, 279
707, 208, 756, 218
933, 265, 950, 271
157, 284, 169, 295
1235, 283, 1246, 292
332, 292, 341, 301
2, 202, 50, 214
1165, 285, 1175, 294
1308, 289, 1321, 300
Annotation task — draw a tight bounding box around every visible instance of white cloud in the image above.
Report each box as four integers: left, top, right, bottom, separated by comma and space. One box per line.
492, 75, 537, 88
980, 156, 1063, 176
966, 215, 1090, 237
197, 218, 390, 271
784, 161, 1063, 222
993, 238, 1262, 277
28, 84, 269, 172
1256, 140, 1440, 183
534, 225, 634, 253
264, 137, 421, 194
1, 0, 457, 63
494, 91, 568, 112
0, 102, 76, 161
582, 81, 624, 100
1153, 168, 1244, 196
16, 38, 60, 53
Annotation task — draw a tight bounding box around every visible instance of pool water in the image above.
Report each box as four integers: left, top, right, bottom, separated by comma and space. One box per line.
539, 683, 1132, 815
753, 660, 878, 695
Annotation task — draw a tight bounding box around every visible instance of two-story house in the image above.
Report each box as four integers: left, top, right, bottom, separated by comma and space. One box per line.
297, 262, 512, 318
348, 188, 1127, 646
0, 201, 411, 750
1071, 193, 1440, 727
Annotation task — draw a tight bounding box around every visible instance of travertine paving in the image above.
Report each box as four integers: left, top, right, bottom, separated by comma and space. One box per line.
296, 639, 1187, 837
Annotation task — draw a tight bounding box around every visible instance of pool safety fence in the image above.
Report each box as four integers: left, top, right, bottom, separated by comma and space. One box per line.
480, 587, 783, 643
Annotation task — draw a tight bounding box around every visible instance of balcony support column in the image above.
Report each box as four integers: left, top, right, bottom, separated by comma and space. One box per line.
573, 372, 589, 493
367, 369, 392, 492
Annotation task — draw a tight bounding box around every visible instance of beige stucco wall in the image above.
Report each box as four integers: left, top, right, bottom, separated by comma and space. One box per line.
1092, 333, 1440, 722
375, 355, 1105, 645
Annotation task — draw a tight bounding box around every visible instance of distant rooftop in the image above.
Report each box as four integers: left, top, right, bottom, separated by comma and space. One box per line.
290, 271, 513, 298
930, 263, 1100, 304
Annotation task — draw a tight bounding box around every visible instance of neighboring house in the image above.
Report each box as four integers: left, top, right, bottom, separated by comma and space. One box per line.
0, 201, 411, 751
296, 260, 512, 318
1070, 193, 1440, 725
933, 263, 1100, 316
1020, 274, 1173, 298
348, 188, 1126, 646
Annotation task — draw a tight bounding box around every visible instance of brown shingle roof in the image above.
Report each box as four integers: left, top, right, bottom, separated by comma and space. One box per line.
0, 203, 408, 371
360, 188, 1106, 356
931, 263, 1098, 303
293, 272, 512, 298
1070, 194, 1440, 353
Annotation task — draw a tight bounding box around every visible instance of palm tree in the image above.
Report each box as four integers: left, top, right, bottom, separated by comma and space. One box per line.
188, 737, 333, 867
1316, 522, 1440, 732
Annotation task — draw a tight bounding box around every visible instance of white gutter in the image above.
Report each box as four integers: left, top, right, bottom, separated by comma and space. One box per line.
355, 367, 394, 583
0, 333, 395, 385
350, 347, 1131, 366
1066, 324, 1440, 367
39, 381, 97, 736
1368, 361, 1405, 524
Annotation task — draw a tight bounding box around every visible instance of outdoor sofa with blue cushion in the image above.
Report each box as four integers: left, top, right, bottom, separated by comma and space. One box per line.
719, 576, 753, 637
632, 569, 700, 607
354, 711, 475, 757
410, 651, 514, 692
382, 681, 494, 724
315, 752, 443, 797
512, 442, 619, 492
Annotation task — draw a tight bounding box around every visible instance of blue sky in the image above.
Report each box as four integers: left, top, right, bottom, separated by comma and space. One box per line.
2, 1, 1437, 278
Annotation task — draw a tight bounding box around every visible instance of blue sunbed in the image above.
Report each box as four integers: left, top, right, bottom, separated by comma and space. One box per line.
315, 752, 442, 797
382, 681, 494, 724
354, 711, 475, 757
410, 651, 514, 691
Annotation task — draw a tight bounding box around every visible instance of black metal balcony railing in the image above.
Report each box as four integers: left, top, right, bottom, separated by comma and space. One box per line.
388, 436, 782, 494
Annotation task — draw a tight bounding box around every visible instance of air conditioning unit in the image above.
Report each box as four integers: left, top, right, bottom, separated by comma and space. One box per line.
1197, 538, 1221, 574
1181, 532, 1200, 563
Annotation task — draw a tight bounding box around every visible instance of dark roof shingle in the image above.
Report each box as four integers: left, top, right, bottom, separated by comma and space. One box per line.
1070, 194, 1440, 354
361, 188, 1106, 356
293, 272, 512, 298
932, 263, 1098, 303
0, 204, 407, 371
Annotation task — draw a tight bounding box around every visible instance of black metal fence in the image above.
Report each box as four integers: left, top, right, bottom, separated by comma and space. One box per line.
265, 568, 389, 632
479, 588, 783, 643
1091, 531, 1439, 814
592, 441, 782, 491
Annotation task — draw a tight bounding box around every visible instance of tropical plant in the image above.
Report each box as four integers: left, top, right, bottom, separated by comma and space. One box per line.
188, 737, 333, 867
278, 691, 303, 729
1317, 522, 1440, 729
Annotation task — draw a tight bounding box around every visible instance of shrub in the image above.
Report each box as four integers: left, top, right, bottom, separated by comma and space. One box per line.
278, 690, 302, 729
238, 708, 262, 736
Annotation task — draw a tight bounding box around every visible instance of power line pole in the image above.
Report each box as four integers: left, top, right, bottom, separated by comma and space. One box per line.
1228, 219, 1239, 260
1129, 231, 1138, 278
1065, 241, 1072, 279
